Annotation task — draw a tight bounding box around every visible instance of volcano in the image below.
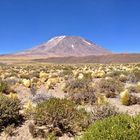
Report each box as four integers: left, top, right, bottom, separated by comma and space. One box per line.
13, 36, 111, 57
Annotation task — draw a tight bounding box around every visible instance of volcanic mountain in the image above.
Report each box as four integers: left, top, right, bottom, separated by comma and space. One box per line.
13, 36, 111, 57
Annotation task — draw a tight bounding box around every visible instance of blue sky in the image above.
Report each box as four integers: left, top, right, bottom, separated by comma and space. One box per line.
0, 0, 140, 54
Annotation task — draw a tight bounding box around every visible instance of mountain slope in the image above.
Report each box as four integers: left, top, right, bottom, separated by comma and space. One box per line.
13, 36, 111, 57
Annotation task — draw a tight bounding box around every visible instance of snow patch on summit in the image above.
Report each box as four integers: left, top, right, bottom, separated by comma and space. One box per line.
83, 39, 92, 45
48, 36, 66, 42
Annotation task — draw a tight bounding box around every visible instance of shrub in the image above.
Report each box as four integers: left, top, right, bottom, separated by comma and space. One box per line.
23, 100, 35, 119
91, 104, 118, 122
132, 68, 140, 82
62, 69, 73, 77
3, 124, 15, 136
47, 133, 57, 140
120, 90, 130, 105
0, 80, 9, 93
75, 72, 92, 81
119, 90, 138, 106
81, 114, 140, 140
96, 95, 108, 105
129, 95, 138, 105
120, 93, 140, 106
119, 74, 128, 83
32, 98, 90, 137
67, 87, 96, 105
22, 79, 31, 88
128, 68, 140, 83
106, 70, 122, 77
46, 78, 59, 90
65, 79, 97, 104
64, 79, 85, 94
5, 77, 18, 86
127, 85, 139, 93
92, 70, 105, 78
137, 82, 140, 92
136, 97, 140, 105
0, 93, 21, 130
97, 78, 124, 98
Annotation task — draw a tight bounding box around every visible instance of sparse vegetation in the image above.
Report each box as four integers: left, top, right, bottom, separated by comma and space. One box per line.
0, 63, 140, 139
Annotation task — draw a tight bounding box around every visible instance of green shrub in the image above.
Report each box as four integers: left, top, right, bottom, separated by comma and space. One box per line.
47, 132, 57, 140
106, 70, 128, 78
62, 69, 73, 76
81, 114, 140, 140
32, 98, 90, 137
106, 70, 122, 77
0, 80, 8, 93
0, 93, 21, 130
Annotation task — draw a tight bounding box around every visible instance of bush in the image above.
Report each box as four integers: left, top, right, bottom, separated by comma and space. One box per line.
32, 98, 90, 137
127, 85, 139, 93
65, 79, 97, 104
128, 68, 140, 83
62, 69, 73, 77
120, 90, 139, 106
3, 124, 15, 136
97, 78, 124, 98
96, 95, 108, 105
75, 72, 92, 81
132, 68, 140, 82
23, 100, 35, 119
68, 90, 96, 105
0, 80, 8, 93
91, 104, 118, 122
81, 114, 140, 140
64, 79, 90, 94
129, 95, 138, 105
119, 74, 128, 83
120, 90, 130, 105
106, 70, 122, 77
0, 93, 21, 130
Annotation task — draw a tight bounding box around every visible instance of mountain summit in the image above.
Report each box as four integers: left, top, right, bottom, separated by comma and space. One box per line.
14, 36, 111, 57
